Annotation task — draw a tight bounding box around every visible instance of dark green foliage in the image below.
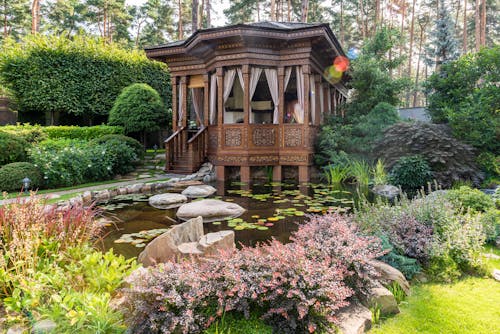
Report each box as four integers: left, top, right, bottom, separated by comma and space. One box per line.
92, 134, 145, 160
424, 46, 499, 154
375, 122, 484, 188
389, 155, 432, 190
424, 3, 459, 68
0, 131, 28, 165
476, 152, 500, 178
346, 27, 409, 119
378, 235, 422, 280
0, 162, 42, 192
44, 125, 124, 140
0, 35, 171, 125
98, 138, 139, 175
108, 83, 165, 138
446, 186, 495, 213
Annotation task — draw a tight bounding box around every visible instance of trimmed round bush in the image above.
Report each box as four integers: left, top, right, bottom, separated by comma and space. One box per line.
0, 131, 28, 165
0, 162, 42, 192
108, 83, 165, 140
92, 134, 144, 160
389, 155, 433, 190
446, 186, 495, 213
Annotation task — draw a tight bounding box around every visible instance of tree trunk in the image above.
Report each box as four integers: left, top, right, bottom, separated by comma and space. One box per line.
178, 0, 183, 40
399, 5, 406, 76
474, 0, 480, 50
340, 0, 344, 45
480, 0, 486, 46
287, 0, 291, 21
413, 20, 426, 107
408, 0, 416, 77
192, 0, 198, 33
31, 0, 41, 34
463, 0, 467, 52
375, 0, 380, 27
205, 0, 211, 28
301, 0, 309, 22
271, 0, 276, 21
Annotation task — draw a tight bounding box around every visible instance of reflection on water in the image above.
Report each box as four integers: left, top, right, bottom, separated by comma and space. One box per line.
101, 182, 368, 258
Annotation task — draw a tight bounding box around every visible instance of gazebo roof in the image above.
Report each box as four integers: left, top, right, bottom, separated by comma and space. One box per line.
145, 21, 345, 60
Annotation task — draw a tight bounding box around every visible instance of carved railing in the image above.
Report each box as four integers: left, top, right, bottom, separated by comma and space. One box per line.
187, 126, 208, 171
164, 126, 185, 171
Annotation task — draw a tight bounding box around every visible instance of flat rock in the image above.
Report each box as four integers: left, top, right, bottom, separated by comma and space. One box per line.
176, 199, 245, 222
336, 302, 372, 334
148, 193, 188, 209
138, 217, 204, 266
32, 319, 57, 333
7, 325, 27, 334
493, 269, 500, 282
372, 184, 400, 199
181, 185, 217, 198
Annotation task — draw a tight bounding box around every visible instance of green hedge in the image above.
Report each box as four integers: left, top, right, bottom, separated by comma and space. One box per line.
1, 124, 124, 142
0, 162, 42, 192
0, 35, 171, 125
91, 134, 145, 160
44, 125, 124, 140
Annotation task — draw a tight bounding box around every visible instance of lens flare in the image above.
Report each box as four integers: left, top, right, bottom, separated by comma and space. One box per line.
347, 47, 359, 60
333, 56, 349, 72
323, 65, 343, 84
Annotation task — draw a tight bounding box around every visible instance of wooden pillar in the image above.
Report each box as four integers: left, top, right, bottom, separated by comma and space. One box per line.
272, 165, 282, 182
298, 165, 310, 183
303, 65, 310, 126
203, 74, 209, 127
242, 65, 250, 125
216, 165, 225, 182
240, 166, 251, 183
172, 76, 178, 131
216, 67, 224, 149
278, 66, 285, 127
315, 75, 321, 126
180, 76, 188, 128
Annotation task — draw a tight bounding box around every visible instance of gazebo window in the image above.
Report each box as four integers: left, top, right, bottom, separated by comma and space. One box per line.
223, 68, 244, 124
284, 66, 304, 124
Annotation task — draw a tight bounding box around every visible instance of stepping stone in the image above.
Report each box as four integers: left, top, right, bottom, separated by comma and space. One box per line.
181, 184, 217, 198
149, 193, 188, 209
177, 199, 245, 222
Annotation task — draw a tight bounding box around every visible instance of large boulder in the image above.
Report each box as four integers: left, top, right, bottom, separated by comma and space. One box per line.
138, 216, 204, 266
176, 199, 245, 222
368, 260, 410, 295
336, 302, 372, 334
365, 284, 399, 315
181, 184, 217, 198
148, 193, 188, 209
198, 231, 235, 256
371, 184, 400, 200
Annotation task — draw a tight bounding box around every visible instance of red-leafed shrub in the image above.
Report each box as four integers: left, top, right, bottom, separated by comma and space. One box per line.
121, 213, 384, 334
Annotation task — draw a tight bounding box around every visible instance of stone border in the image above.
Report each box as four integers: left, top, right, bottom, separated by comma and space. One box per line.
53, 162, 216, 211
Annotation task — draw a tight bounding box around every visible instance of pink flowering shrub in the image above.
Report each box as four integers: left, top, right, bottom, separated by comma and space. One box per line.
388, 213, 433, 264
121, 212, 384, 334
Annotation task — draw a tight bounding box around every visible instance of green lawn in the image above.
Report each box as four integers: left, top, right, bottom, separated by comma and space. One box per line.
370, 251, 500, 334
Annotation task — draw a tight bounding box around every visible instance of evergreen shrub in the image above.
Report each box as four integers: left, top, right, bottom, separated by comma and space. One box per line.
0, 131, 28, 165
389, 155, 432, 190
92, 134, 144, 160
0, 162, 41, 192
44, 125, 124, 140
446, 186, 495, 213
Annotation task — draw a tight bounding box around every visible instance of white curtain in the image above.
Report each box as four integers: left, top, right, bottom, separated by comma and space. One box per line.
177, 83, 184, 127
223, 69, 236, 113
295, 66, 304, 124
319, 82, 324, 123
309, 75, 316, 124
237, 68, 244, 90
191, 88, 204, 125
327, 86, 332, 114
264, 68, 279, 124
284, 67, 292, 90
209, 74, 217, 125
249, 67, 262, 123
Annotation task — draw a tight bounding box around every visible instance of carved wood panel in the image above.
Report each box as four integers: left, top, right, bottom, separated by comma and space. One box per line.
284, 127, 302, 147
224, 128, 242, 147
252, 128, 276, 146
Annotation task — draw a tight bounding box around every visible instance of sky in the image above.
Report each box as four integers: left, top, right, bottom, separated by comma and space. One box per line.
125, 0, 230, 27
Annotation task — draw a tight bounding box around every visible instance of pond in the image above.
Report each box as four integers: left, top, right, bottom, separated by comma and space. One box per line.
100, 181, 369, 258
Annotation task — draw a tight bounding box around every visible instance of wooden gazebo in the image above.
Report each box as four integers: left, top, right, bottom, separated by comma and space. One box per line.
145, 22, 348, 183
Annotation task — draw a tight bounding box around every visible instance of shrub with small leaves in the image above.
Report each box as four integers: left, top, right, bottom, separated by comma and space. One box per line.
389, 155, 432, 190
445, 186, 495, 213
0, 162, 42, 192
0, 131, 28, 166
91, 134, 145, 160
